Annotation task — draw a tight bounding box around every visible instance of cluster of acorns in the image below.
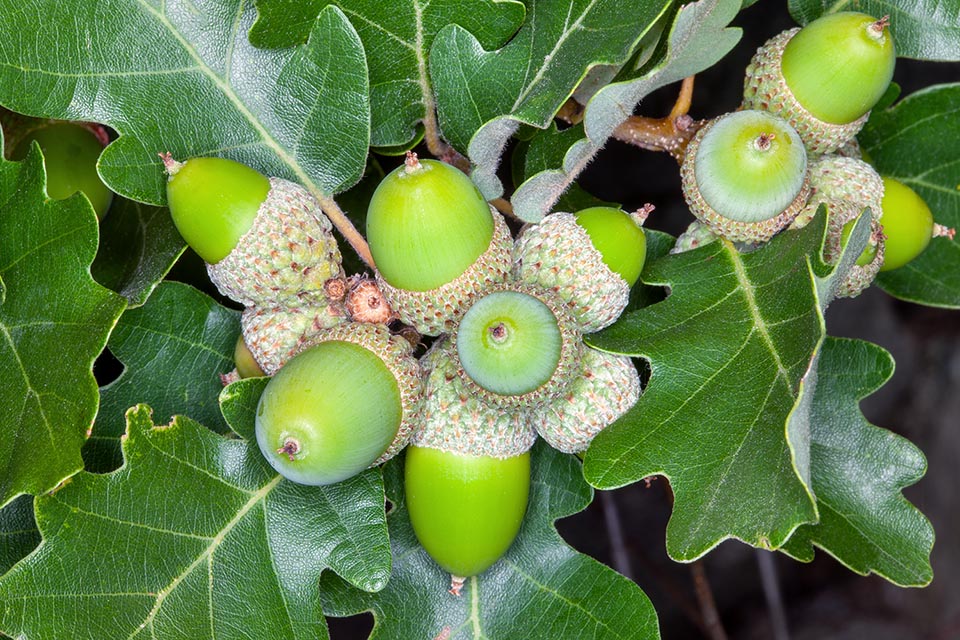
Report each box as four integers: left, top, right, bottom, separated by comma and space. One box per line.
164, 150, 649, 592
677, 12, 953, 296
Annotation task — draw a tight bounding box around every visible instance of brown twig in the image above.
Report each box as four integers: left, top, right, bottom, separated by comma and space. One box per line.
599, 490, 634, 581
557, 98, 586, 126
490, 197, 516, 219
756, 550, 790, 640
317, 196, 375, 269
611, 76, 705, 163
691, 561, 728, 640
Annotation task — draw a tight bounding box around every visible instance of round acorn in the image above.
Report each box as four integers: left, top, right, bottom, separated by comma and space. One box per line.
406, 342, 533, 592
743, 13, 895, 154
161, 154, 343, 308
680, 110, 810, 243
537, 347, 641, 454
452, 285, 582, 409
877, 177, 955, 271
513, 207, 648, 332
233, 334, 265, 379
255, 322, 423, 486
9, 120, 113, 220
366, 153, 512, 335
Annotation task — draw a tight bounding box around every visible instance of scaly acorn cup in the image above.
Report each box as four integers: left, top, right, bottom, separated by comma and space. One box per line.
513, 206, 648, 333
241, 302, 345, 376
255, 322, 423, 486
406, 342, 534, 593
7, 120, 114, 220
234, 334, 266, 379
799, 155, 886, 297
537, 347, 641, 454
878, 177, 956, 271
366, 153, 512, 335
452, 284, 583, 410
161, 154, 343, 308
680, 110, 810, 243
742, 13, 895, 155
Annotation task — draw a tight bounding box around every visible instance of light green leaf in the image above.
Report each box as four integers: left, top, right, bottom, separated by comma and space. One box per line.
431, 0, 672, 200
584, 218, 827, 560
859, 84, 960, 307
0, 145, 126, 508
0, 404, 391, 640
322, 442, 661, 640
510, 0, 741, 221
89, 282, 240, 472
781, 338, 934, 588
789, 0, 960, 61
92, 198, 186, 308
0, 1, 370, 206
251, 0, 525, 149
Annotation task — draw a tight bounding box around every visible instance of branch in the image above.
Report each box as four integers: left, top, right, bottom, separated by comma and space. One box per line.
691, 561, 728, 640
611, 76, 705, 163
599, 490, 633, 581
317, 196, 375, 269
756, 550, 790, 640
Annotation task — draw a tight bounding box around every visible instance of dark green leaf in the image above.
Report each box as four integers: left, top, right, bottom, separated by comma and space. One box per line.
0, 496, 38, 575
789, 0, 960, 61
861, 84, 960, 307
89, 282, 239, 472
0, 405, 391, 640
92, 198, 186, 308
431, 0, 672, 200
0, 146, 126, 507
0, 2, 370, 205
584, 218, 827, 560
322, 442, 660, 640
780, 338, 934, 587
251, 0, 525, 149
510, 0, 742, 221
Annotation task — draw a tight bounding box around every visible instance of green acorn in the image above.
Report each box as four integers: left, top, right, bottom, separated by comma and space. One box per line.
877, 177, 955, 271
255, 322, 423, 486
680, 110, 810, 243
452, 285, 583, 409
537, 347, 641, 454
241, 302, 345, 375
743, 13, 895, 154
161, 154, 343, 308
406, 342, 533, 592
234, 334, 266, 379
6, 119, 114, 220
799, 155, 886, 297
366, 153, 512, 335
513, 207, 648, 333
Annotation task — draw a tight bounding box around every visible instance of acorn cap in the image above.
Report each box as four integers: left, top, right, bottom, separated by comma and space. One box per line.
671, 221, 719, 254
513, 212, 631, 333
207, 177, 344, 308
411, 340, 535, 459
234, 334, 266, 379
451, 283, 582, 410
680, 111, 811, 243
296, 322, 424, 465
742, 28, 868, 155
537, 347, 641, 453
241, 302, 345, 375
376, 207, 512, 335
836, 217, 886, 298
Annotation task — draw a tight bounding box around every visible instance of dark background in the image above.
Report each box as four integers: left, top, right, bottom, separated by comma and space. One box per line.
323, 1, 960, 637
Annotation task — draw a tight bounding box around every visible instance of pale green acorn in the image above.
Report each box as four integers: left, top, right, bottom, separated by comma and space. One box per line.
451, 284, 583, 409
742, 13, 895, 155
680, 110, 810, 243
798, 155, 886, 297
162, 155, 344, 309
513, 207, 647, 333
366, 154, 512, 335
537, 346, 641, 454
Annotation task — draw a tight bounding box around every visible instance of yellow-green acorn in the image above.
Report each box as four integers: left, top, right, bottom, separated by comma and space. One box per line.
877, 177, 955, 271
743, 13, 895, 154
234, 334, 266, 379
800, 155, 886, 297
680, 110, 810, 243
162, 154, 343, 308
452, 284, 582, 409
255, 322, 423, 486
8, 120, 114, 220
406, 342, 533, 593
366, 153, 512, 335
241, 302, 345, 376
513, 207, 648, 333
537, 347, 641, 454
